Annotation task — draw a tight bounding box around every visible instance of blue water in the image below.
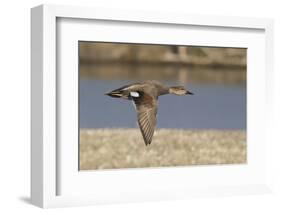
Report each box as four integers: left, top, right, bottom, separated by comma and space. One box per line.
79, 79, 246, 129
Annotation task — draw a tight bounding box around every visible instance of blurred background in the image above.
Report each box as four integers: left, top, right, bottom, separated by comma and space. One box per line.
79, 42, 246, 130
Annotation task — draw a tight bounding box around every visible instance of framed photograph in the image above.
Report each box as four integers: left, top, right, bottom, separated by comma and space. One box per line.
31, 4, 274, 208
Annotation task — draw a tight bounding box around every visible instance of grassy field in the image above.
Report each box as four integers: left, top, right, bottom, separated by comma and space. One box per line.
79, 129, 246, 170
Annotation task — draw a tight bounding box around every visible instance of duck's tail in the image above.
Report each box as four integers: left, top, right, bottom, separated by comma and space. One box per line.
105, 89, 130, 99
105, 90, 123, 98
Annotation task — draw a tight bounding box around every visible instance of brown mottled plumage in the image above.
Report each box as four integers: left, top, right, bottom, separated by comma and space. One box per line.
105, 80, 193, 146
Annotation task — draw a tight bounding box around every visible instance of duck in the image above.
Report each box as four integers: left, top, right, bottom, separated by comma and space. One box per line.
105, 80, 193, 146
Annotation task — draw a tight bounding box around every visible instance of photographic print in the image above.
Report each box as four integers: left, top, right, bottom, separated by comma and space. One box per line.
79, 42, 246, 170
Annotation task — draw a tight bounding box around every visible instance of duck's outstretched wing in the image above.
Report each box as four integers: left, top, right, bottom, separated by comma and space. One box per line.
132, 92, 158, 146
137, 107, 157, 145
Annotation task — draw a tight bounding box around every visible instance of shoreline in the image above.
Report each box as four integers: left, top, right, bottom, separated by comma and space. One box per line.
80, 128, 246, 170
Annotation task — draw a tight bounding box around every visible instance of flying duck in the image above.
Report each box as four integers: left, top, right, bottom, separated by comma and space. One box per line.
105, 80, 193, 146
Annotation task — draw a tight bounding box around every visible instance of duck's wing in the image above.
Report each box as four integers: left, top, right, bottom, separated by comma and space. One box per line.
132, 93, 158, 145
137, 107, 157, 145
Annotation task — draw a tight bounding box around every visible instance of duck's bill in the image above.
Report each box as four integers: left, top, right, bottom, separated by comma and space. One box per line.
186, 91, 194, 95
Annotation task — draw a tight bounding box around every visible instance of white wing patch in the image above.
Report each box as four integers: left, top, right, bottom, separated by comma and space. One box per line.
130, 91, 140, 97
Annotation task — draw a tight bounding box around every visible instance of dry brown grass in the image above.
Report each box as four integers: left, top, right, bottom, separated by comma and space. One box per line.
79, 129, 246, 170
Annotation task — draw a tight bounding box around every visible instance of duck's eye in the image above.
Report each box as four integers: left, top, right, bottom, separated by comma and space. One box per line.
130, 91, 140, 97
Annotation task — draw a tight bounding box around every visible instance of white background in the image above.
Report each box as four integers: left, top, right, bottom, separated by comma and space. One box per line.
0, 0, 280, 212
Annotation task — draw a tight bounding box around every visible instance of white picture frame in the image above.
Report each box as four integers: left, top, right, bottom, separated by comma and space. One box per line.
31, 4, 274, 208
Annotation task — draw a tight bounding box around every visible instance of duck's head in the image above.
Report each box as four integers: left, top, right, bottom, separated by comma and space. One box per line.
169, 86, 193, 96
